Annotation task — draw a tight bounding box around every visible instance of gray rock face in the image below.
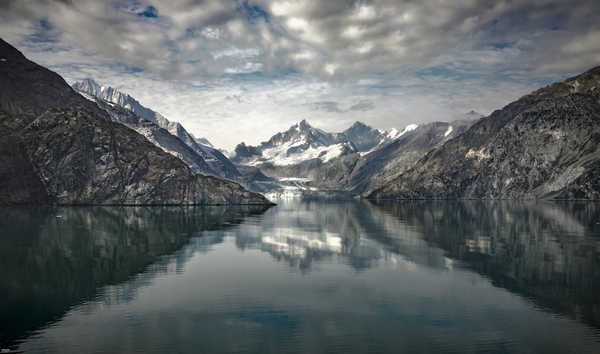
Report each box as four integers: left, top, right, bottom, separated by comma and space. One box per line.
0, 39, 271, 205
342, 121, 388, 152
73, 79, 242, 180
0, 109, 270, 205
78, 92, 218, 176
73, 84, 278, 193
369, 67, 600, 200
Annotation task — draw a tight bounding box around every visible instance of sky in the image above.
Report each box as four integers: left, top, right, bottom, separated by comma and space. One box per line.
1, 0, 599, 151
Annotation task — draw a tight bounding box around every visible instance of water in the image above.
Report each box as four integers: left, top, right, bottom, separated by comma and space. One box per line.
1, 200, 600, 353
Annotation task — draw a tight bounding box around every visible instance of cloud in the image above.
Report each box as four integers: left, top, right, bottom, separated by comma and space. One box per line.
2, 0, 599, 79
349, 99, 375, 112
0, 0, 598, 150
307, 101, 343, 113
306, 99, 375, 113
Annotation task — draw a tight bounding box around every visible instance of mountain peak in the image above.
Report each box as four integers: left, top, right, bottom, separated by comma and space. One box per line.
344, 121, 373, 134
0, 38, 108, 117
73, 78, 102, 96
81, 77, 100, 87
298, 119, 311, 130
464, 110, 484, 120
351, 121, 368, 128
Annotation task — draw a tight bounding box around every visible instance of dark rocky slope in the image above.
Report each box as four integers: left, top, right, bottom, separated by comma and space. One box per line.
369, 66, 600, 200
0, 40, 106, 118
0, 39, 271, 205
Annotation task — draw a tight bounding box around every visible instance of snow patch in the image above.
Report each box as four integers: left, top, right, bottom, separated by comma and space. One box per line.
403, 124, 419, 133
384, 124, 418, 141
279, 177, 311, 182
78, 92, 97, 102
386, 128, 400, 139
444, 126, 453, 137
0, 58, 7, 62
250, 138, 347, 166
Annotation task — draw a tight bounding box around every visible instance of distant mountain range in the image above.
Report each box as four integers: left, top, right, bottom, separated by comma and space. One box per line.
231, 119, 415, 167
231, 114, 481, 196
0, 38, 271, 205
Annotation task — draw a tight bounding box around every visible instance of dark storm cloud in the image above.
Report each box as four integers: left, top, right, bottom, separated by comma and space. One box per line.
1, 0, 598, 79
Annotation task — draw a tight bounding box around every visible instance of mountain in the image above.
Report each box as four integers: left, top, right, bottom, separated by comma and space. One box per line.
232, 119, 357, 167
310, 119, 477, 195
72, 79, 241, 179
369, 66, 600, 200
342, 121, 392, 153
0, 38, 271, 205
192, 135, 213, 147
231, 118, 478, 196
88, 94, 219, 175
231, 119, 411, 168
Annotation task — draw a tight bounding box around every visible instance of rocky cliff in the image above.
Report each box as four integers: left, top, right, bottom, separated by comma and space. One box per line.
0, 39, 271, 205
369, 66, 600, 200
72, 79, 242, 180
76, 91, 219, 176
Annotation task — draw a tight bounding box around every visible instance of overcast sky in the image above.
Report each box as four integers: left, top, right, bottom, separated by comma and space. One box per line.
1, 0, 599, 150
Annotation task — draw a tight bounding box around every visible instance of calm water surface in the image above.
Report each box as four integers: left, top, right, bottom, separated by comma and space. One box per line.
1, 200, 600, 353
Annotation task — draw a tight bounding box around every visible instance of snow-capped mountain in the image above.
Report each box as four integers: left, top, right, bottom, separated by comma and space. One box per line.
232, 120, 357, 166
342, 121, 385, 152
72, 79, 240, 179
232, 119, 409, 168
230, 117, 481, 197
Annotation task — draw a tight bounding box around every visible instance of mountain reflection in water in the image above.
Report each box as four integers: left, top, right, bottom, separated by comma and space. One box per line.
0, 205, 271, 348
1, 200, 600, 354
